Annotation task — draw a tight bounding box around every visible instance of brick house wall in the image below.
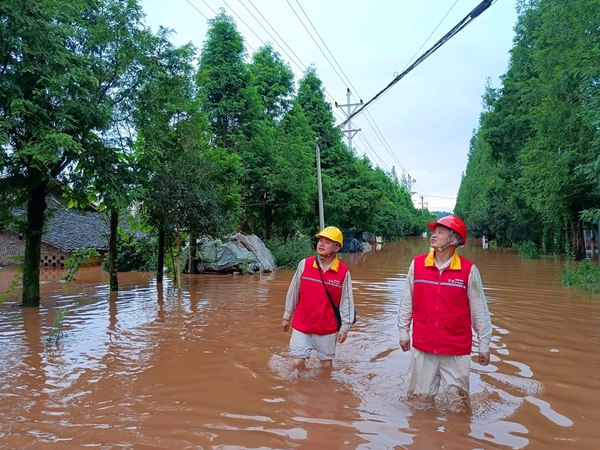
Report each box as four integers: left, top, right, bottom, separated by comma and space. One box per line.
0, 231, 25, 265
0, 231, 69, 267
41, 243, 69, 268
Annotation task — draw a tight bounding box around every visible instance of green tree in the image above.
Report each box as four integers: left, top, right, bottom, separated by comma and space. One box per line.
196, 11, 260, 148
295, 67, 423, 238
68, 3, 157, 290
239, 47, 314, 238
296, 67, 341, 151
136, 36, 242, 286
517, 0, 600, 258
456, 0, 599, 257
0, 0, 151, 306
249, 45, 295, 120
270, 102, 316, 237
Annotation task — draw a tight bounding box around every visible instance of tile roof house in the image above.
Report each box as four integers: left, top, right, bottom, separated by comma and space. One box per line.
0, 206, 109, 267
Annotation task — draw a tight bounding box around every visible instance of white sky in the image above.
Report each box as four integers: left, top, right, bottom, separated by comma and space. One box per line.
139, 0, 518, 212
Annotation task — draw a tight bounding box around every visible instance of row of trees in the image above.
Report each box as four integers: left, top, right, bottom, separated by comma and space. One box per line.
455, 0, 599, 259
1, 1, 427, 306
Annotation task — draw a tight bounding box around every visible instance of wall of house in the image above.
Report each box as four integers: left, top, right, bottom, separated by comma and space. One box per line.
0, 231, 25, 265
0, 231, 68, 267
40, 243, 68, 268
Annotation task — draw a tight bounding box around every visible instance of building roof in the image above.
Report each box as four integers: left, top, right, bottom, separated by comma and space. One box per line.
42, 207, 108, 252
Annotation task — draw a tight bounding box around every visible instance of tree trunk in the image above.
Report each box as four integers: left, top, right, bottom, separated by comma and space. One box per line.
174, 231, 182, 290
22, 176, 47, 307
188, 231, 199, 274
108, 208, 119, 291
573, 218, 586, 261
157, 227, 165, 283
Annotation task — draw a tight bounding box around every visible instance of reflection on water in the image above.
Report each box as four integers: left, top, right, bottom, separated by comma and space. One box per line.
1, 239, 600, 449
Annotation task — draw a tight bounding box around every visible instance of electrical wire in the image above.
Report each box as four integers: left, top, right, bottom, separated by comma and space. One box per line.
335, 0, 495, 131
293, 0, 360, 96
400, 0, 459, 71
184, 0, 210, 20
291, 1, 411, 177
354, 134, 393, 172
220, 0, 259, 53
359, 0, 460, 174
234, 0, 378, 161
197, 0, 217, 16
244, 0, 308, 75
187, 0, 256, 53
286, 0, 349, 92
187, 0, 407, 183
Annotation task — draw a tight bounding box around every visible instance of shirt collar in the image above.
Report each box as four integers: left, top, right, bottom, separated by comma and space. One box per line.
313, 256, 340, 272
424, 250, 462, 270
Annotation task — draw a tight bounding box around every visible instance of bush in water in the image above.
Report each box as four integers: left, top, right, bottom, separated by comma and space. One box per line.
519, 241, 540, 259
265, 235, 313, 269
561, 259, 600, 294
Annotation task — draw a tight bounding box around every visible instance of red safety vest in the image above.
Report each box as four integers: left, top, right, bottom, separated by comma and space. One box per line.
412, 252, 473, 355
292, 256, 349, 335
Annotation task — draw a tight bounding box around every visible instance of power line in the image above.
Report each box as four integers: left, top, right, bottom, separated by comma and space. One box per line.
187, 0, 256, 53
360, 110, 407, 173
220, 0, 259, 53
293, 0, 359, 95
188, 0, 391, 177
286, 0, 349, 91
184, 0, 210, 20
401, 0, 459, 71
335, 0, 495, 130
234, 0, 345, 129
238, 0, 346, 121
237, 0, 379, 159
354, 134, 393, 172
244, 0, 308, 75
361, 0, 460, 174
197, 0, 217, 16
422, 194, 457, 200
290, 1, 411, 177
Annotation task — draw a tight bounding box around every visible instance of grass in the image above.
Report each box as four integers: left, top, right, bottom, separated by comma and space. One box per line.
561, 258, 600, 294
46, 307, 68, 346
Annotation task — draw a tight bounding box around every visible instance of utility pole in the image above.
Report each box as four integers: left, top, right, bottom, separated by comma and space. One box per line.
420, 195, 425, 210
316, 139, 325, 230
336, 88, 362, 149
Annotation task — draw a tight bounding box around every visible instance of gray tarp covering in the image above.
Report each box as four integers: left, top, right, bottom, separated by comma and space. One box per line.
231, 232, 276, 272
195, 233, 276, 274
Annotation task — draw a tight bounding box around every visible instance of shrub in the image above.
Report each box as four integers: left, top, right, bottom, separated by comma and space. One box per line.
101, 229, 157, 272
561, 259, 600, 294
63, 247, 100, 281
266, 235, 314, 268
0, 261, 23, 303
519, 240, 540, 259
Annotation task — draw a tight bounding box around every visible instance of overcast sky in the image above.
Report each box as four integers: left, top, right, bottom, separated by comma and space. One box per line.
139, 0, 519, 212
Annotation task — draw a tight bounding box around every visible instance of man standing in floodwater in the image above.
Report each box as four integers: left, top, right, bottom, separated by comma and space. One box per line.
282, 226, 355, 370
398, 215, 492, 411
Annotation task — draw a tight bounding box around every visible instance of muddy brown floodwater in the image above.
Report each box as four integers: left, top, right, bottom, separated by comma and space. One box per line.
1, 238, 600, 449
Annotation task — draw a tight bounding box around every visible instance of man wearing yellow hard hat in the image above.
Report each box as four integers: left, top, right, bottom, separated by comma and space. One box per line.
282, 226, 356, 370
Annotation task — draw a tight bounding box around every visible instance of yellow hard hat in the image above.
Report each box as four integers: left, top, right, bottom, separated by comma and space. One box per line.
315, 226, 343, 246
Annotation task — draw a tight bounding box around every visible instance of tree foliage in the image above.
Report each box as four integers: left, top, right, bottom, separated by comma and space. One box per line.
0, 0, 157, 304
456, 0, 599, 258
196, 11, 260, 148
0, 3, 428, 306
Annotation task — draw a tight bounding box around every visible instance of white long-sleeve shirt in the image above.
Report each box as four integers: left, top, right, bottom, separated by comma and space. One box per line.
397, 256, 492, 353
283, 257, 355, 334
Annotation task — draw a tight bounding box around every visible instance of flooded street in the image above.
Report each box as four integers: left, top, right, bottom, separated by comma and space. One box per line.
1, 238, 599, 449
